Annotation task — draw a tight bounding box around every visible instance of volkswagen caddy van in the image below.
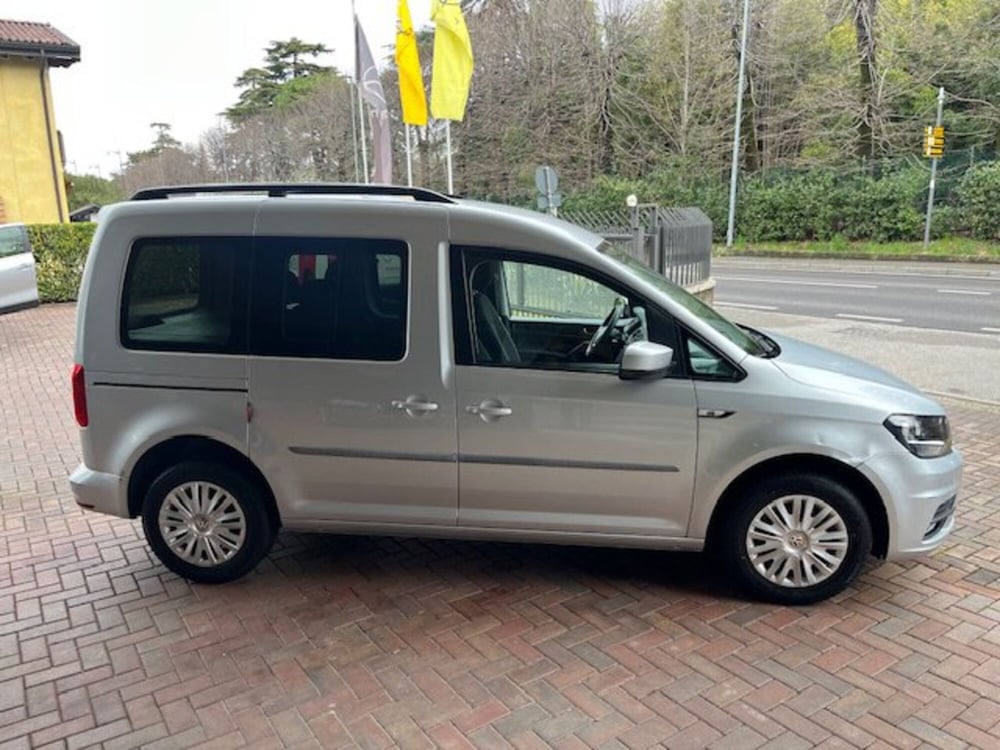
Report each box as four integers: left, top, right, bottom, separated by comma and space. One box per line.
70, 184, 962, 604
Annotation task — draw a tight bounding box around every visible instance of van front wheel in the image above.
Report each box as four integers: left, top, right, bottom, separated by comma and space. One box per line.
719, 474, 872, 605
141, 462, 275, 583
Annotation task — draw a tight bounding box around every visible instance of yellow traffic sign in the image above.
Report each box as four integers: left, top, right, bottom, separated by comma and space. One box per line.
923, 126, 944, 157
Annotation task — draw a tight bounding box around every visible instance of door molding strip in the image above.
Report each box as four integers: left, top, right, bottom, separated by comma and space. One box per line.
460, 455, 679, 472
290, 447, 457, 463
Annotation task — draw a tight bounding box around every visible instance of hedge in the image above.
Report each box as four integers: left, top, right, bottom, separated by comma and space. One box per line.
739, 166, 927, 243
954, 162, 1000, 241
28, 223, 96, 302
563, 160, 1000, 244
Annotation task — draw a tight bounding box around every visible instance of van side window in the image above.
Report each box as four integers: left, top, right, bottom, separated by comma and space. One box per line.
250, 238, 407, 361
503, 261, 619, 320
121, 238, 249, 353
685, 332, 740, 379
452, 247, 682, 375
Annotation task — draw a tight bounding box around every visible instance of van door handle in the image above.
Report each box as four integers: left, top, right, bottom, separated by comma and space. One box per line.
466, 399, 513, 422
392, 396, 439, 417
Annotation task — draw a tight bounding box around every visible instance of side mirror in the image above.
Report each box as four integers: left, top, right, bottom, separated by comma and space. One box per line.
619, 341, 673, 380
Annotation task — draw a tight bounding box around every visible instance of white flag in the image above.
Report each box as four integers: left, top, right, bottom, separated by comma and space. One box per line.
355, 15, 393, 183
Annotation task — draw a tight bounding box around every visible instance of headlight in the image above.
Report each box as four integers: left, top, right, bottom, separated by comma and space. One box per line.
884, 414, 951, 458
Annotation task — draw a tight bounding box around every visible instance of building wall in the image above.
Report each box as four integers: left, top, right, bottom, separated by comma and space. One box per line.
0, 58, 70, 224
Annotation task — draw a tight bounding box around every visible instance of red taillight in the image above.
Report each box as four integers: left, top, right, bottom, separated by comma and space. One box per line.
72, 364, 88, 427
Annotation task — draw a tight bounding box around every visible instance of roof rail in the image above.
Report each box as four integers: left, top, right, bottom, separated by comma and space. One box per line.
129, 183, 455, 204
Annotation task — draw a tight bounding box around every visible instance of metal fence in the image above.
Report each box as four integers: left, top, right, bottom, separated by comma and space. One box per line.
560, 205, 713, 288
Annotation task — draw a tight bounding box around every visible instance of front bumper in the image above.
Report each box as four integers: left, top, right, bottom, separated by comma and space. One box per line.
69, 464, 129, 518
860, 447, 963, 558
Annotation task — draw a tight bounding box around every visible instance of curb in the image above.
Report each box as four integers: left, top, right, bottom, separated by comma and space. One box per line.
925, 390, 1000, 411
716, 250, 1000, 264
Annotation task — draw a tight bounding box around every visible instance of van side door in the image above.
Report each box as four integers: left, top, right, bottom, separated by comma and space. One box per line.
248, 202, 457, 527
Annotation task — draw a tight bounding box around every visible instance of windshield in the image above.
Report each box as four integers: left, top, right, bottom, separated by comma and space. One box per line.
601, 243, 767, 357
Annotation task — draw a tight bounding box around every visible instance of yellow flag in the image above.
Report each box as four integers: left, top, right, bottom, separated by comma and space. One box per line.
396, 0, 428, 126
430, 0, 474, 121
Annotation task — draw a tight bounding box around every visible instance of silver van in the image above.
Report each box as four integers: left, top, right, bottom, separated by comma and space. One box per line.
0, 222, 39, 313
70, 184, 962, 604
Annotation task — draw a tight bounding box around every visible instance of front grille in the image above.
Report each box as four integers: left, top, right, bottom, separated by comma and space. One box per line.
924, 496, 956, 540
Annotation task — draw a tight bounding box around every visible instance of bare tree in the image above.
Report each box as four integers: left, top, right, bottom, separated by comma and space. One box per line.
119, 0, 998, 203
456, 0, 606, 200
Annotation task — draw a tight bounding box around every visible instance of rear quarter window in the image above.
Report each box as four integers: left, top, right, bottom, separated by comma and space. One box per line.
121, 237, 249, 353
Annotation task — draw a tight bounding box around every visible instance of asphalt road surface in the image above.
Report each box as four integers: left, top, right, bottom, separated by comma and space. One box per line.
713, 257, 1000, 336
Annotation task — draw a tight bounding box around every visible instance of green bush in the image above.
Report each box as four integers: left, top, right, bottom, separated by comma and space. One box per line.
28, 223, 96, 302
563, 175, 645, 213
647, 166, 729, 238
559, 158, 1000, 245
931, 204, 962, 239
845, 167, 926, 243
954, 162, 1000, 241
740, 174, 832, 241
563, 165, 729, 239
738, 165, 927, 243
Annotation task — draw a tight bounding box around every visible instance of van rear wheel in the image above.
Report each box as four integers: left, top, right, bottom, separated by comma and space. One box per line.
141, 462, 275, 583
718, 474, 872, 605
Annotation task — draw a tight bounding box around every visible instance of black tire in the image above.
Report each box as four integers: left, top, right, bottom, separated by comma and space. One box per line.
141, 461, 276, 583
716, 474, 872, 605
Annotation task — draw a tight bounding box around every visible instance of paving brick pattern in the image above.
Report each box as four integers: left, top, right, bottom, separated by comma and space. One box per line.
2, 303, 999, 749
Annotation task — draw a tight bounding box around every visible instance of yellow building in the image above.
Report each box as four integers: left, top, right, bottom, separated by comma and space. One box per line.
0, 19, 80, 224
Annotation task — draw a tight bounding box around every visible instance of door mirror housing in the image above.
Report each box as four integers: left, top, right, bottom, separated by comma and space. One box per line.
619, 341, 673, 380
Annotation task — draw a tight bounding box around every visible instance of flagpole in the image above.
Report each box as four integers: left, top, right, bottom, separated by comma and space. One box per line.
352, 1, 369, 184
349, 76, 360, 182
445, 120, 454, 194
405, 126, 414, 187
357, 81, 369, 184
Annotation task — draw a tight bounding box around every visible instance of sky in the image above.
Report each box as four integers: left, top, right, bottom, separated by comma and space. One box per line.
4, 0, 432, 176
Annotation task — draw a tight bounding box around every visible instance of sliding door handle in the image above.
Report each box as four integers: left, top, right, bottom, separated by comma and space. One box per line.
466, 399, 513, 422
392, 396, 439, 417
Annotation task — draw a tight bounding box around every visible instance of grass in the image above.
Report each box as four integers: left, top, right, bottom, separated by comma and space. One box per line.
717, 237, 1000, 260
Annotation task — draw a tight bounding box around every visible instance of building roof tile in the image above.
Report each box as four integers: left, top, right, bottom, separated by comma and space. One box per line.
0, 19, 80, 66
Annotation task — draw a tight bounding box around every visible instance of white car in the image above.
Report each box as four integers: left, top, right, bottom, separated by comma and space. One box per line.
0, 223, 39, 313
69, 184, 962, 604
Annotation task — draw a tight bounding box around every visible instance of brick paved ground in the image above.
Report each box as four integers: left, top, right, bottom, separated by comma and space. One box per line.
2, 303, 999, 750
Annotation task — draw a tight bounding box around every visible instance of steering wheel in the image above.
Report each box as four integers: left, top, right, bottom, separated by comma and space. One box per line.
585, 297, 627, 357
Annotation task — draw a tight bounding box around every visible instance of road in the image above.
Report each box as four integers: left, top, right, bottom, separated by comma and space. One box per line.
713, 257, 1000, 335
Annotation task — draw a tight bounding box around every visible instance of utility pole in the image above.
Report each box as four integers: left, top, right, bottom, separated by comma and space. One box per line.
922, 87, 945, 249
